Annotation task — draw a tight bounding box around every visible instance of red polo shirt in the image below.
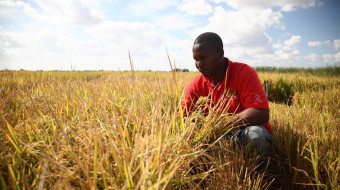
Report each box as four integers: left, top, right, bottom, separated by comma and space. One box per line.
181, 59, 272, 133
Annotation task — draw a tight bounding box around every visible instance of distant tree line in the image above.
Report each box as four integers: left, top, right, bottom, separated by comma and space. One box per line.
255, 65, 340, 77
172, 68, 190, 72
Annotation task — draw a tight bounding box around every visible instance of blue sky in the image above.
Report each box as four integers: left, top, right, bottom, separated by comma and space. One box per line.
0, 0, 339, 71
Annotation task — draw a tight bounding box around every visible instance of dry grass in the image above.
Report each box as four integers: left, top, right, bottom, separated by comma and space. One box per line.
0, 70, 339, 189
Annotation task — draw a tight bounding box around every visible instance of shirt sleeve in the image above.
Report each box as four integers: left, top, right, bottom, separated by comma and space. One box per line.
181, 79, 200, 117
237, 65, 269, 110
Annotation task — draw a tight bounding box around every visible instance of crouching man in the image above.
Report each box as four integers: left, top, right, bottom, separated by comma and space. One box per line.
181, 32, 273, 166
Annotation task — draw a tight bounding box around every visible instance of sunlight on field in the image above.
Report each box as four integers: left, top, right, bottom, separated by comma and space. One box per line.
0, 69, 339, 189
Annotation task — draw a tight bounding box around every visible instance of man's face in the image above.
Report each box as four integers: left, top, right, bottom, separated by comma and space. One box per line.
192, 43, 224, 77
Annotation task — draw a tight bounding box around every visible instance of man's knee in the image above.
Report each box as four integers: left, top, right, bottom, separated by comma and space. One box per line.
245, 126, 271, 143
244, 125, 272, 156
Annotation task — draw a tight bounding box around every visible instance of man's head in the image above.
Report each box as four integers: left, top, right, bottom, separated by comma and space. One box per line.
194, 32, 223, 52
192, 32, 225, 77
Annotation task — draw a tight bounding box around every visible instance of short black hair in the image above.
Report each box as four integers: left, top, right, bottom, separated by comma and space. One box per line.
194, 32, 223, 51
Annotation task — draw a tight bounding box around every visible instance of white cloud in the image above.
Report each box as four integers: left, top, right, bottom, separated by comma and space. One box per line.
8, 0, 104, 25
214, 0, 322, 11
151, 12, 199, 31
0, 0, 26, 19
128, 0, 177, 16
0, 20, 194, 71
192, 6, 282, 47
322, 52, 340, 65
0, 0, 337, 70
188, 5, 319, 67
335, 52, 340, 63
323, 40, 331, 46
304, 53, 321, 62
0, 33, 15, 48
223, 46, 274, 65
84, 21, 164, 54
308, 40, 331, 47
0, 32, 25, 63
333, 39, 340, 51
275, 49, 299, 61
284, 35, 301, 46
0, 0, 195, 71
322, 54, 333, 63
2, 29, 81, 54
273, 35, 301, 61
0, 28, 133, 70
189, 6, 321, 67
308, 41, 322, 47
304, 52, 340, 65
322, 53, 340, 64
178, 0, 213, 15
82, 20, 194, 70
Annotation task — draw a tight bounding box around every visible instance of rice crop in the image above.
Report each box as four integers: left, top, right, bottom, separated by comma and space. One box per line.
0, 69, 339, 189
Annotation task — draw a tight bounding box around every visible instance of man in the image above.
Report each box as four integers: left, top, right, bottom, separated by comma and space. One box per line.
181, 32, 272, 161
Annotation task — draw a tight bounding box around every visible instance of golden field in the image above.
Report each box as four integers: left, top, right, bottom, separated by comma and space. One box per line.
0, 68, 339, 189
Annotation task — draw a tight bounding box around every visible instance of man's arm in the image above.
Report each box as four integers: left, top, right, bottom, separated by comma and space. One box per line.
236, 108, 269, 127
181, 78, 200, 117
236, 64, 270, 128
